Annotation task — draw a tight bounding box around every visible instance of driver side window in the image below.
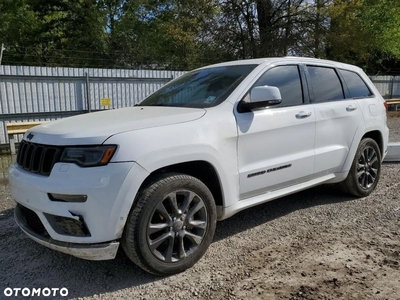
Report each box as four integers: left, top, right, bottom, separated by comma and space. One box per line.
245, 65, 304, 107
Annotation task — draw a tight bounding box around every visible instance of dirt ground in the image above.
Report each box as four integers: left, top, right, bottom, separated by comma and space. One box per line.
0, 113, 399, 300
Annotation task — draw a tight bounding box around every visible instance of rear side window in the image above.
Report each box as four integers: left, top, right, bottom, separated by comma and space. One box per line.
253, 65, 303, 107
340, 69, 373, 98
307, 66, 344, 103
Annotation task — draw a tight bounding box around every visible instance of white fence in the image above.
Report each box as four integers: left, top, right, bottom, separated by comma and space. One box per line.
369, 75, 400, 99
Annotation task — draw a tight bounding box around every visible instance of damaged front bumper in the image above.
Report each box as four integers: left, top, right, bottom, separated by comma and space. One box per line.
8, 156, 150, 260
15, 205, 119, 260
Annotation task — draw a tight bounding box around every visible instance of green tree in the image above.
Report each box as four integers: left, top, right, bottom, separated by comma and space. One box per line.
0, 0, 40, 65
1, 0, 107, 67
101, 0, 218, 70
327, 0, 400, 72
1, 0, 399, 72
26, 0, 107, 66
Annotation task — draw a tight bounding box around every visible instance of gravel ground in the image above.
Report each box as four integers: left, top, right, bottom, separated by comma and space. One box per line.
387, 111, 400, 142
0, 113, 399, 300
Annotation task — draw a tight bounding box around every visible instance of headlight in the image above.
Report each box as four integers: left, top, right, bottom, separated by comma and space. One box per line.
60, 145, 116, 167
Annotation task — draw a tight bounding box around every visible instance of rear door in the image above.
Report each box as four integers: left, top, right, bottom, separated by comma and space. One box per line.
306, 65, 364, 174
339, 68, 383, 124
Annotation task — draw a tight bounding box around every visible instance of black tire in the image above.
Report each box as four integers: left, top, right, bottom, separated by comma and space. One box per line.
122, 173, 217, 276
339, 138, 382, 197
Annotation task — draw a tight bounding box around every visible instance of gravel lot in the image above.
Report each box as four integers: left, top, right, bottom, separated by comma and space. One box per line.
0, 112, 399, 300
388, 111, 400, 142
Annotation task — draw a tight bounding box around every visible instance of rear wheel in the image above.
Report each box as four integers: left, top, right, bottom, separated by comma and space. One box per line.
339, 138, 381, 197
122, 173, 216, 276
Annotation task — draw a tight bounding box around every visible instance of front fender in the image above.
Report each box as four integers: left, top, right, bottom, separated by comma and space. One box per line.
105, 115, 240, 211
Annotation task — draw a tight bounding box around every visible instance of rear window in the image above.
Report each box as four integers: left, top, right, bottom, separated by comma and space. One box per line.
340, 69, 373, 98
307, 66, 344, 103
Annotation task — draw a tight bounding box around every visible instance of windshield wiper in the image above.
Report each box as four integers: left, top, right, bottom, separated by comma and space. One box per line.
147, 103, 182, 107
149, 103, 168, 106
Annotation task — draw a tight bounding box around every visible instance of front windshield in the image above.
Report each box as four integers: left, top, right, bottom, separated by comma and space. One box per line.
139, 65, 257, 108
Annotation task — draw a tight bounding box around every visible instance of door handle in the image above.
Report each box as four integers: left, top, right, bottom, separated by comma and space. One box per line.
295, 111, 312, 119
346, 105, 358, 112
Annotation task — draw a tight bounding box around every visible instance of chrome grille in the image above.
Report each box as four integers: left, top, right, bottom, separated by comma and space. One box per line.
17, 140, 63, 176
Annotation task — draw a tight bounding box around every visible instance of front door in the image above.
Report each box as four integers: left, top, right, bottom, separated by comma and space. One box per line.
235, 65, 315, 199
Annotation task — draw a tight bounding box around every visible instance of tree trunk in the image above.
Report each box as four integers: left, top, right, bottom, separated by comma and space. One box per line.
314, 0, 322, 58
256, 0, 275, 57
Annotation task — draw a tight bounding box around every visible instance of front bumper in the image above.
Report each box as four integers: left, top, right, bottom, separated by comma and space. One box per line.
9, 161, 150, 259
15, 205, 119, 260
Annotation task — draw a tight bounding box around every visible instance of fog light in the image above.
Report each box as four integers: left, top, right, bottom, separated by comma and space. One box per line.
49, 193, 87, 202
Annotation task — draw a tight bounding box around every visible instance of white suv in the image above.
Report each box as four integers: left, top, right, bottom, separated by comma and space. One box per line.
9, 57, 389, 275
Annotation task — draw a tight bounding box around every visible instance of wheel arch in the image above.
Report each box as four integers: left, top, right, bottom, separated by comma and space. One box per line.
138, 160, 224, 209
338, 135, 382, 197
362, 130, 384, 156
341, 129, 384, 173
134, 144, 239, 214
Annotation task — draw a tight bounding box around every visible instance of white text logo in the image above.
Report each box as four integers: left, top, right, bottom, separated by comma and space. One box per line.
4, 287, 68, 297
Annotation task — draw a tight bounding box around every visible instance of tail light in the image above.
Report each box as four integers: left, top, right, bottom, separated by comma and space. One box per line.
384, 100, 388, 112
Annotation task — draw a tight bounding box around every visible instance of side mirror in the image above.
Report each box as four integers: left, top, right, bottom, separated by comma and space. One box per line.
250, 86, 282, 105
238, 86, 282, 112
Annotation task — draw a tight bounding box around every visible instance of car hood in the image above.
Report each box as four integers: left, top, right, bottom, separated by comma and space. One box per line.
25, 107, 206, 146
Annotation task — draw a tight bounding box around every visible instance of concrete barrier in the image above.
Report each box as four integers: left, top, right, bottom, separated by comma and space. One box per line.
384, 143, 400, 162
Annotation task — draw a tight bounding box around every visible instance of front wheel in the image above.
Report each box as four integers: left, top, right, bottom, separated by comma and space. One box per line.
339, 138, 382, 197
122, 173, 217, 276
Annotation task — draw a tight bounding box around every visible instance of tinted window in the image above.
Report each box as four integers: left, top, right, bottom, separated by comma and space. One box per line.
307, 66, 344, 103
253, 65, 303, 107
139, 65, 256, 108
340, 69, 372, 98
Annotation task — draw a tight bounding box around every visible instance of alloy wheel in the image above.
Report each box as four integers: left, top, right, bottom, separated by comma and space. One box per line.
146, 190, 208, 263
357, 146, 379, 189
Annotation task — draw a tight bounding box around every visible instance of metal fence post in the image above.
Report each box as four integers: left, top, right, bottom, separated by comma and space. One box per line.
390, 76, 395, 99
85, 72, 91, 113
0, 44, 5, 66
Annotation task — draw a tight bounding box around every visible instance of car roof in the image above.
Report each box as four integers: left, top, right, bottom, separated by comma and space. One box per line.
199, 57, 359, 72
